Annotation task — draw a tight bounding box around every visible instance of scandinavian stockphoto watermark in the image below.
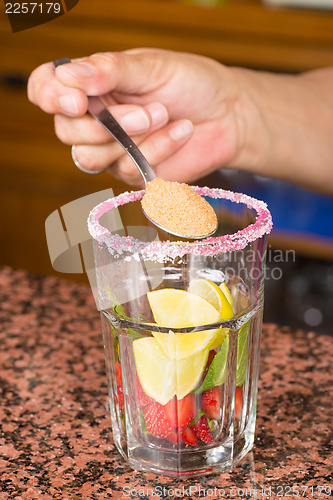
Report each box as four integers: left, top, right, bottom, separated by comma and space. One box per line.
3, 0, 79, 32
192, 246, 296, 283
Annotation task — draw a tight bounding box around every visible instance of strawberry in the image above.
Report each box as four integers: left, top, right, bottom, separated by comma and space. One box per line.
201, 386, 221, 420
136, 374, 152, 408
115, 362, 124, 410
181, 426, 198, 446
167, 430, 179, 445
164, 394, 196, 432
144, 402, 175, 441
235, 386, 243, 421
192, 415, 214, 445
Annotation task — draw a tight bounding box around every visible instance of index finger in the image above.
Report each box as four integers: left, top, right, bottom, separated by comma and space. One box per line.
27, 61, 89, 116
53, 49, 173, 102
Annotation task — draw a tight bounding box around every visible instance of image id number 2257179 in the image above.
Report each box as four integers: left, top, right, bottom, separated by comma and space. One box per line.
5, 3, 61, 14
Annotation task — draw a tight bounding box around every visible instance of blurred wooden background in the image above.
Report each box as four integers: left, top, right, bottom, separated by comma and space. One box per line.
1, 0, 333, 282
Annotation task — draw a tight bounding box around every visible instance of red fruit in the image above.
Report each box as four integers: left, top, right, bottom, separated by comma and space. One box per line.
235, 386, 243, 421
144, 402, 174, 440
164, 394, 197, 432
201, 386, 221, 420
181, 426, 198, 446
136, 374, 152, 408
192, 415, 214, 445
167, 430, 179, 445
115, 362, 124, 410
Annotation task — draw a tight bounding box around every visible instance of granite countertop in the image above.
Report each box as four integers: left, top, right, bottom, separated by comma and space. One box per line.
0, 266, 332, 499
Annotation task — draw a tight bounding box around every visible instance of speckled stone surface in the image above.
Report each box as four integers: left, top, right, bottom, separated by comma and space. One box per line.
0, 266, 332, 500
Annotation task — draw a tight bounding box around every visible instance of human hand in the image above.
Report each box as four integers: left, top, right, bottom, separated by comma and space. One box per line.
28, 48, 261, 186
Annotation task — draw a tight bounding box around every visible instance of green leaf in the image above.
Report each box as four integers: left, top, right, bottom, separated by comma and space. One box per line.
195, 334, 229, 393
114, 304, 150, 324
236, 320, 250, 386
140, 412, 148, 435
191, 409, 205, 426
114, 303, 125, 317
106, 285, 120, 308
128, 329, 146, 342
111, 305, 146, 342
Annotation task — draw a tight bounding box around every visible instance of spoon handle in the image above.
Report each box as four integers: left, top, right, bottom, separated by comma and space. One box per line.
87, 96, 156, 185
53, 58, 157, 186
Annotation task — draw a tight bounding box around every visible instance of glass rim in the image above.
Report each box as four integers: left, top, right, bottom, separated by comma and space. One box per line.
87, 186, 272, 261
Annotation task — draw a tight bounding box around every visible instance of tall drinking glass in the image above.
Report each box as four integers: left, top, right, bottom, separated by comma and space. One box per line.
87, 186, 272, 477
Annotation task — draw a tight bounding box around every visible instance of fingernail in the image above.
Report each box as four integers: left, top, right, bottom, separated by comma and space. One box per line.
120, 109, 150, 133
59, 95, 79, 115
169, 119, 194, 141
58, 62, 96, 78
146, 102, 168, 127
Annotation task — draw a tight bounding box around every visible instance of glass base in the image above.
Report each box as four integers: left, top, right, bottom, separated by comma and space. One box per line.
115, 431, 254, 477
102, 301, 262, 477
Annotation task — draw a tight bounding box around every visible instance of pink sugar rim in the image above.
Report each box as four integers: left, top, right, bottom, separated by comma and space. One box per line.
87, 186, 273, 260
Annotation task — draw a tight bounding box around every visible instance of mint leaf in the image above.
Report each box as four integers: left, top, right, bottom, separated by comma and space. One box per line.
236, 320, 250, 386
114, 303, 125, 317
128, 329, 146, 342
140, 412, 148, 435
106, 285, 120, 308
114, 304, 150, 324
112, 304, 146, 342
191, 409, 205, 426
195, 334, 229, 393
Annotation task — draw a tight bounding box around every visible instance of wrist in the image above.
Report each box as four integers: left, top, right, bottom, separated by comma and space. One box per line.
223, 66, 271, 175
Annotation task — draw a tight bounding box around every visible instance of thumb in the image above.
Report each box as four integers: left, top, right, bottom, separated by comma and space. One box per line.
55, 50, 170, 97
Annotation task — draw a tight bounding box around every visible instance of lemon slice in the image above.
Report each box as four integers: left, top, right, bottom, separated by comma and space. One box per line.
147, 288, 222, 328
176, 348, 208, 400
133, 337, 175, 404
133, 337, 208, 404
219, 282, 233, 306
207, 327, 229, 350
188, 279, 234, 350
207, 283, 233, 349
188, 279, 234, 320
153, 329, 218, 360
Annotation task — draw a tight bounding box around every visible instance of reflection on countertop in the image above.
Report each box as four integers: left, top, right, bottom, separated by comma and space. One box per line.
0, 266, 332, 498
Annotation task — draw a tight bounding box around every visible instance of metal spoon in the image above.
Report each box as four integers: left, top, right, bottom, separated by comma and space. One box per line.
54, 58, 217, 239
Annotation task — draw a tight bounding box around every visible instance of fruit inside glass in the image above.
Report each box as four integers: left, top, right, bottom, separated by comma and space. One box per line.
87, 186, 272, 477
